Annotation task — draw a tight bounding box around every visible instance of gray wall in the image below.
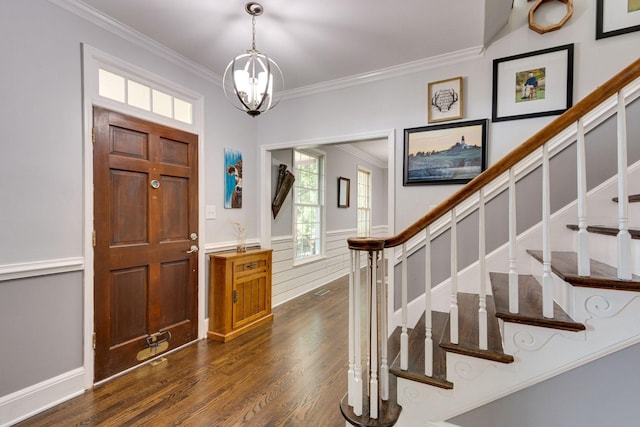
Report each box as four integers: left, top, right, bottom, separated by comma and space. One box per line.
449, 343, 640, 427
256, 1, 640, 235
270, 145, 388, 237
0, 0, 254, 398
0, 272, 83, 395
394, 99, 640, 308
2, 0, 640, 421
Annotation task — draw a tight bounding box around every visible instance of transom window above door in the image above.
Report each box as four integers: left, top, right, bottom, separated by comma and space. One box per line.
98, 68, 193, 125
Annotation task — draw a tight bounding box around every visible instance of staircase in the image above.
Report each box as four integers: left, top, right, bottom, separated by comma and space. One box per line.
341, 59, 640, 426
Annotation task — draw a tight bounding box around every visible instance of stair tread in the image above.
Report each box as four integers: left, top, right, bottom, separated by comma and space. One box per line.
527, 250, 640, 291
490, 272, 585, 332
612, 194, 640, 203
566, 224, 640, 239
440, 292, 514, 364
390, 311, 453, 389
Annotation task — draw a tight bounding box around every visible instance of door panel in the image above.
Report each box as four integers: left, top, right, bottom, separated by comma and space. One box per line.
160, 176, 189, 241
110, 170, 148, 245
159, 260, 190, 328
110, 267, 148, 345
94, 107, 198, 381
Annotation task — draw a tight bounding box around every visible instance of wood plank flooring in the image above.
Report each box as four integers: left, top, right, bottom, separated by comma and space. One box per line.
17, 277, 350, 427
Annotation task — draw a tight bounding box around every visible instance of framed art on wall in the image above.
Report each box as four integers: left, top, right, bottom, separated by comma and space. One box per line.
597, 0, 640, 39
428, 76, 463, 123
337, 177, 350, 208
403, 119, 488, 186
492, 44, 574, 122
224, 148, 243, 209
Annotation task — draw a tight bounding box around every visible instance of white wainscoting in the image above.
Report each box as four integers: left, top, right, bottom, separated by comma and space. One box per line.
272, 226, 388, 306
0, 368, 85, 427
0, 258, 84, 282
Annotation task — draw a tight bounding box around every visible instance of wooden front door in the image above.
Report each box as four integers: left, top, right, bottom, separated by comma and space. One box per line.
93, 107, 198, 381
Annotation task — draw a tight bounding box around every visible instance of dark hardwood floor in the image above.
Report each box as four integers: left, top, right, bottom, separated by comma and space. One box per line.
17, 277, 350, 427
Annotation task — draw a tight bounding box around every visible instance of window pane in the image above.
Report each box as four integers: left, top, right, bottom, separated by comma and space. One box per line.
174, 97, 193, 124
127, 80, 151, 111
98, 68, 125, 102
293, 149, 323, 259
152, 89, 173, 118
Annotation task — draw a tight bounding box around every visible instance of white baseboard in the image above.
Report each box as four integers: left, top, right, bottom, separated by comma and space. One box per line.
0, 368, 85, 427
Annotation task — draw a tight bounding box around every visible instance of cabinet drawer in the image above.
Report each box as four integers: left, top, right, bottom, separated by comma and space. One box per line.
234, 255, 268, 275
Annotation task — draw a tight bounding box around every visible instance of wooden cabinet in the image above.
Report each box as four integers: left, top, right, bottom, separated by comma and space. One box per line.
208, 248, 273, 342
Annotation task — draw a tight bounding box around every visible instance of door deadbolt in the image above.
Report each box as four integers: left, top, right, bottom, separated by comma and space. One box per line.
150, 180, 160, 189
190, 233, 198, 240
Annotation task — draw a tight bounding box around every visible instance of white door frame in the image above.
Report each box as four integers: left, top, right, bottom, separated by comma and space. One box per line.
81, 44, 206, 387
259, 129, 396, 333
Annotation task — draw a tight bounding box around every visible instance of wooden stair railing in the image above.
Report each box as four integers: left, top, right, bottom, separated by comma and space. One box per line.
341, 57, 640, 426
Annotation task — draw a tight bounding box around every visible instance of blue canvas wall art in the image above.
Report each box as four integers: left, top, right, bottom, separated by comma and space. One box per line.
224, 148, 243, 209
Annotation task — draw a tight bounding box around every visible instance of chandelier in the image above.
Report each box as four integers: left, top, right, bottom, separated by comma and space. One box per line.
223, 2, 284, 117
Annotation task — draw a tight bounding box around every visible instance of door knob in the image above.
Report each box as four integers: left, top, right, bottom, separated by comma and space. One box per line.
186, 245, 199, 254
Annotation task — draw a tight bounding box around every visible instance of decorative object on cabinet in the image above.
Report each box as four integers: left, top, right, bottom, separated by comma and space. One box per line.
427, 76, 463, 123
528, 0, 573, 34
272, 163, 295, 218
596, 0, 640, 39
208, 248, 273, 342
337, 177, 350, 208
492, 44, 573, 122
403, 119, 488, 186
231, 221, 247, 253
225, 148, 243, 209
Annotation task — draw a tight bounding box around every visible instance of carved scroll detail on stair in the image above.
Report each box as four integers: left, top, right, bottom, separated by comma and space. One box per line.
585, 295, 613, 318
453, 360, 496, 381
584, 294, 640, 319
512, 330, 557, 352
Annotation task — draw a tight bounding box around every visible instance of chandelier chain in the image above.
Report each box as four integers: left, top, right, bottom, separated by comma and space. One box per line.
251, 15, 257, 51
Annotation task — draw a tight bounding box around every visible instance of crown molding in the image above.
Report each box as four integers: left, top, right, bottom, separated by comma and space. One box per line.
279, 45, 485, 100
336, 144, 388, 169
50, 0, 484, 99
48, 0, 222, 86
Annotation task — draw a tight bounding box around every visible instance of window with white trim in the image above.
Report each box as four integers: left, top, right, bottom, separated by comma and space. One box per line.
98, 68, 193, 124
293, 149, 324, 260
357, 168, 372, 237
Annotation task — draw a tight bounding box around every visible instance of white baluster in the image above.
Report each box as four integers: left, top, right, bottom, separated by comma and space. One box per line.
369, 251, 379, 419
401, 244, 408, 370
542, 144, 554, 318
576, 118, 591, 277
424, 227, 433, 377
353, 251, 363, 416
450, 208, 459, 344
379, 250, 389, 401
348, 250, 355, 407
616, 91, 632, 280
509, 168, 519, 313
478, 189, 488, 350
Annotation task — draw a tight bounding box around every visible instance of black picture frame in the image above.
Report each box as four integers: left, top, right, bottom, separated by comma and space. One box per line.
338, 177, 350, 208
596, 0, 640, 39
492, 44, 574, 122
403, 119, 488, 186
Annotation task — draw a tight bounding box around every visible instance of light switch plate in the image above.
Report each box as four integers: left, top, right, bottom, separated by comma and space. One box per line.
206, 205, 216, 220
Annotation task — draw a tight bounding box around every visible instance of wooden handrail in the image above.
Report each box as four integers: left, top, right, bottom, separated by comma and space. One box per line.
348, 58, 640, 251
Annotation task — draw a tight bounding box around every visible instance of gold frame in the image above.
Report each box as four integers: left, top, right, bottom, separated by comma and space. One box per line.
427, 76, 463, 124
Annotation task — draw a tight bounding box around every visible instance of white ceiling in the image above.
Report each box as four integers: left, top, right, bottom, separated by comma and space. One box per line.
77, 0, 513, 92
62, 0, 514, 164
